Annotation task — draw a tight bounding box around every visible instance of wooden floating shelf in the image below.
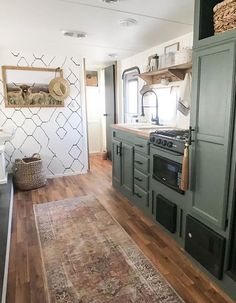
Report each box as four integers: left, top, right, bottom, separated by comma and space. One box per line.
138, 62, 192, 85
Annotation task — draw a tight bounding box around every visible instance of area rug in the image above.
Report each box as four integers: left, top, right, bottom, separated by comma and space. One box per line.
34, 196, 184, 303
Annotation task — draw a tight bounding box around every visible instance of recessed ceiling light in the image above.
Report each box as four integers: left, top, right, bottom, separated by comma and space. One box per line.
108, 53, 118, 59
62, 30, 87, 39
119, 18, 137, 27
102, 0, 119, 3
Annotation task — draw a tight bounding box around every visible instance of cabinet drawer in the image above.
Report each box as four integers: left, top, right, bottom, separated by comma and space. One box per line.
134, 153, 149, 174
134, 169, 148, 191
134, 185, 149, 207
134, 137, 149, 154
112, 130, 134, 144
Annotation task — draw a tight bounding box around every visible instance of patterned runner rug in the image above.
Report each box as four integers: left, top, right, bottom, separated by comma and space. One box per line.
34, 195, 184, 303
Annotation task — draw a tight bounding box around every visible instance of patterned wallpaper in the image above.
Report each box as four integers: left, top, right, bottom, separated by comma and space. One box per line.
0, 51, 88, 177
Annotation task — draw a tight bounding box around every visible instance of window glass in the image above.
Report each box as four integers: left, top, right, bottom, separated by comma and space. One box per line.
152, 87, 177, 126
123, 68, 140, 123
127, 79, 138, 114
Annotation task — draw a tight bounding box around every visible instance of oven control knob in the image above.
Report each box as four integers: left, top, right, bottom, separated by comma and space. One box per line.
167, 141, 173, 148
156, 138, 162, 144
150, 136, 155, 143
162, 140, 167, 146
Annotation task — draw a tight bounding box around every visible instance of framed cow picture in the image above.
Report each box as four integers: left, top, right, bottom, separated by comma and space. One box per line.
1, 66, 65, 107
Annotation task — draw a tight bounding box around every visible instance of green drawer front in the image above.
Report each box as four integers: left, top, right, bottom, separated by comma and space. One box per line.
134, 153, 149, 174
133, 185, 149, 207
112, 130, 135, 144
134, 137, 149, 154
134, 169, 148, 191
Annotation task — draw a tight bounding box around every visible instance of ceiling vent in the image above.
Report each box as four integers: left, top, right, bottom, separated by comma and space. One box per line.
119, 18, 137, 27
62, 30, 87, 39
108, 53, 118, 59
102, 0, 119, 3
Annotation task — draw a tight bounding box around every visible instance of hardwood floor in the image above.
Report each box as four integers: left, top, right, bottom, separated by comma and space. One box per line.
7, 156, 235, 303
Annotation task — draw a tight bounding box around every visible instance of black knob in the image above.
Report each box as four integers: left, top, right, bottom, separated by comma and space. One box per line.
150, 136, 155, 143
167, 141, 173, 148
162, 140, 167, 146
156, 138, 162, 144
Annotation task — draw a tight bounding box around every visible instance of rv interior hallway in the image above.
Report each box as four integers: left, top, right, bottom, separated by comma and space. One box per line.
7, 156, 234, 303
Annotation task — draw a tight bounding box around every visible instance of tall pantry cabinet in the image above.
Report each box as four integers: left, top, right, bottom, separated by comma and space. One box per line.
189, 0, 236, 298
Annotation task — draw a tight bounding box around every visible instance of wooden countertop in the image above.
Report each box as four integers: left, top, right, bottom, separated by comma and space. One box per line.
111, 124, 172, 139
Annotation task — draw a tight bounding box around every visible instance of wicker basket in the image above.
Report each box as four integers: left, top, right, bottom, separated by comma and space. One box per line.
13, 153, 46, 190
213, 0, 236, 34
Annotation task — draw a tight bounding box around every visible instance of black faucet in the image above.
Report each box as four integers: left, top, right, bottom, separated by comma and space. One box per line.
141, 89, 160, 125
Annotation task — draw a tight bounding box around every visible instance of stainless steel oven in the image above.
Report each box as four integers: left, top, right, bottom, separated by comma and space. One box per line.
150, 128, 189, 194
153, 154, 184, 194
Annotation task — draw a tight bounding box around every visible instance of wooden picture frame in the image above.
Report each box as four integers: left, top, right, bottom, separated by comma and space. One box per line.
2, 66, 64, 107
164, 42, 180, 54
86, 71, 98, 87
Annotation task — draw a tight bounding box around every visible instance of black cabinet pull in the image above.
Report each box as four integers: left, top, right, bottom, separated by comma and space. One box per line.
116, 145, 121, 156
135, 160, 143, 165
134, 177, 142, 182
135, 144, 144, 148
134, 193, 142, 198
188, 126, 195, 145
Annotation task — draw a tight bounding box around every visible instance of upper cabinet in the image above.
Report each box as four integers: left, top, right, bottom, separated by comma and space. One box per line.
194, 0, 221, 41
194, 0, 236, 46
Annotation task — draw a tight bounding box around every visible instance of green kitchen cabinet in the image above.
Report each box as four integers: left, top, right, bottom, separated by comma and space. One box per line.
112, 139, 122, 188
190, 42, 236, 230
111, 129, 150, 210
112, 134, 134, 199
132, 138, 150, 215
120, 142, 134, 197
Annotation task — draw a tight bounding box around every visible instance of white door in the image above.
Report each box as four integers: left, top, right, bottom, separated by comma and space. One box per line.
86, 77, 105, 154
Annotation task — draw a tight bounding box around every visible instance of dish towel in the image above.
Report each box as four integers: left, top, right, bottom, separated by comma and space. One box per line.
180, 142, 189, 191
178, 72, 192, 116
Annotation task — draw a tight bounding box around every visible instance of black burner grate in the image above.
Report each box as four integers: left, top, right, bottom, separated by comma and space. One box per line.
152, 129, 189, 141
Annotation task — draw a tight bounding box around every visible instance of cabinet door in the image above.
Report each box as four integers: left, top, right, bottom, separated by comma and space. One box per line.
121, 142, 134, 196
112, 140, 121, 187
190, 42, 236, 229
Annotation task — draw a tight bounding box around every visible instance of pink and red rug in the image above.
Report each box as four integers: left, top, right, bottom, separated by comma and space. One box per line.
34, 195, 184, 303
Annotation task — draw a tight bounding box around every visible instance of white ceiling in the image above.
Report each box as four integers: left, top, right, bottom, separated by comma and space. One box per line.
0, 0, 194, 68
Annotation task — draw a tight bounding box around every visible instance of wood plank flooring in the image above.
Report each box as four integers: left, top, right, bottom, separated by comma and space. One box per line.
7, 156, 235, 303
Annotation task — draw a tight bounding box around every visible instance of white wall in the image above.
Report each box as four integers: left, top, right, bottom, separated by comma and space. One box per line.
0, 50, 88, 177
117, 32, 193, 128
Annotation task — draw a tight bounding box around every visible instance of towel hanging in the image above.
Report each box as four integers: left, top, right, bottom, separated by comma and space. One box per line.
180, 142, 189, 191
178, 72, 192, 116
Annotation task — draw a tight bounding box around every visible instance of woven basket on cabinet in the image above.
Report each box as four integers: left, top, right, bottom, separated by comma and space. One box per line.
213, 0, 236, 34
13, 153, 46, 190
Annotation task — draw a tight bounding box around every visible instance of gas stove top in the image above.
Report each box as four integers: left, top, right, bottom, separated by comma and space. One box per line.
150, 129, 189, 154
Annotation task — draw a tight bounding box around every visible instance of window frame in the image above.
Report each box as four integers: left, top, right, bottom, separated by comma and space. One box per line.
122, 67, 140, 123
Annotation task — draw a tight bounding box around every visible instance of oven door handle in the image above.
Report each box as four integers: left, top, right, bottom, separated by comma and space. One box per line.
153, 175, 184, 194
150, 145, 183, 157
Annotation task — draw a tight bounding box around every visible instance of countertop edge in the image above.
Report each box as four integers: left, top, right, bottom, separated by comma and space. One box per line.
110, 124, 152, 139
